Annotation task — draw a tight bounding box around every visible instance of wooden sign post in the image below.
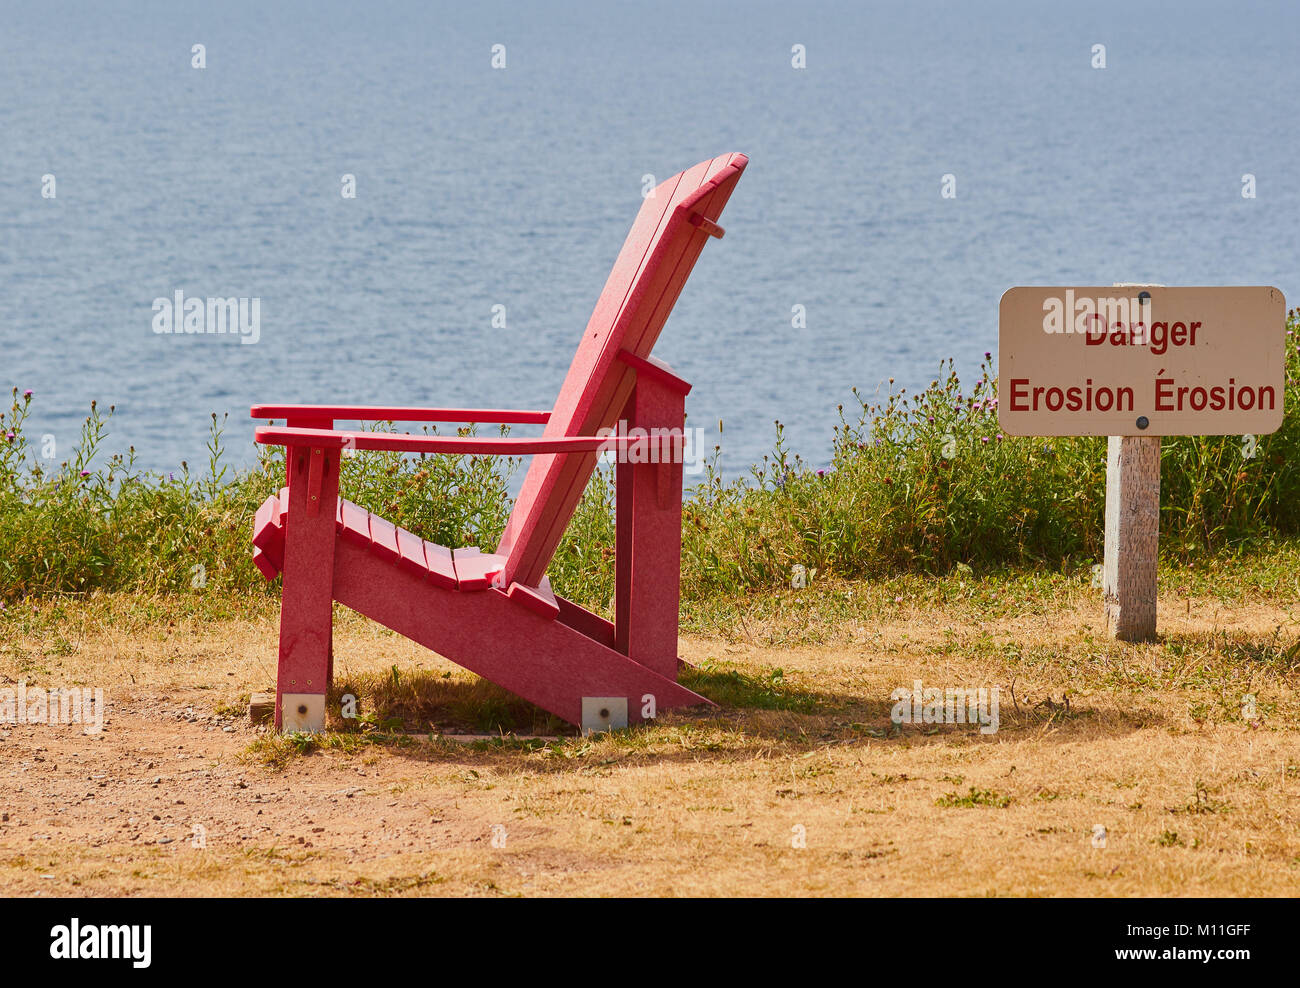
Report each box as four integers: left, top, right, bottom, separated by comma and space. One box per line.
999, 285, 1286, 642
1103, 434, 1160, 640
1104, 284, 1161, 642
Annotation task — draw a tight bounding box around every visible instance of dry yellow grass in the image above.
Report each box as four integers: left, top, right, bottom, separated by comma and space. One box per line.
0, 579, 1297, 897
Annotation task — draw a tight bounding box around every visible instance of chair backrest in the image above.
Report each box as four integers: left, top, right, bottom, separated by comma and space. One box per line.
496, 152, 747, 588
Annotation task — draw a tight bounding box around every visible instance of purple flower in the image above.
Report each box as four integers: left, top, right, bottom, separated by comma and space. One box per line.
4, 432, 13, 441
996, 434, 1004, 441
816, 469, 826, 477
79, 470, 90, 478
980, 436, 989, 444
984, 352, 991, 360
23, 389, 32, 398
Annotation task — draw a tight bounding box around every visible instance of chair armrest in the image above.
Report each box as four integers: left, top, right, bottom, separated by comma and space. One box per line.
250, 404, 551, 425
255, 425, 673, 457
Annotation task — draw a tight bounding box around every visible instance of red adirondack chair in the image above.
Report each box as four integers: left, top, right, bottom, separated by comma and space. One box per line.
250, 153, 747, 732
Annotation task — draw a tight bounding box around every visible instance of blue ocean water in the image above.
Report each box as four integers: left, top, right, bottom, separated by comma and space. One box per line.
2, 0, 1297, 479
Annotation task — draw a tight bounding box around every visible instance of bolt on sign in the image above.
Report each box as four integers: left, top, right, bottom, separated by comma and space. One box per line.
998, 287, 1286, 436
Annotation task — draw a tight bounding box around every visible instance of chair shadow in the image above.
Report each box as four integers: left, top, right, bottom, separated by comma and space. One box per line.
309, 664, 1165, 771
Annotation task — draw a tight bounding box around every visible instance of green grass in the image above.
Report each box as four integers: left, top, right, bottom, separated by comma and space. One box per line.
3, 310, 1299, 612
936, 787, 1012, 809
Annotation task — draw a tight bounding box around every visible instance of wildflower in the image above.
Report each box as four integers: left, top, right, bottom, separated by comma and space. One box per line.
980, 436, 989, 444
23, 389, 32, 398
894, 595, 903, 603
79, 469, 90, 477
816, 469, 826, 477
984, 352, 991, 360
996, 434, 1004, 441
4, 432, 12, 441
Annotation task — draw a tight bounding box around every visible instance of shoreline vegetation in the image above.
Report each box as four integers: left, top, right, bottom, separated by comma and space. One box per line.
2, 311, 1298, 619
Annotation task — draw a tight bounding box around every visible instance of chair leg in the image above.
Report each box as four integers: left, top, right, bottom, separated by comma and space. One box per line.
614, 382, 687, 682
275, 445, 340, 731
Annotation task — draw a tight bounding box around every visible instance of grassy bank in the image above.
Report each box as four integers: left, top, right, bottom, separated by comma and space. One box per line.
2, 311, 1298, 614
5, 317, 1297, 899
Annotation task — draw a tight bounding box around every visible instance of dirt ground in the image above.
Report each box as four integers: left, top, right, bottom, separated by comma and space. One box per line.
1, 590, 1297, 896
